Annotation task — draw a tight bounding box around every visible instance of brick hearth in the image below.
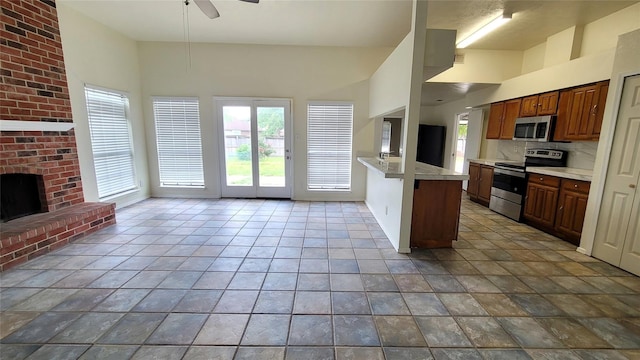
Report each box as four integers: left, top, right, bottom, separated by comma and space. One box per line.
1, 0, 116, 271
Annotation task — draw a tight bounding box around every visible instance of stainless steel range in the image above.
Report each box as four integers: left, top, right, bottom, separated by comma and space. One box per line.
489, 149, 567, 221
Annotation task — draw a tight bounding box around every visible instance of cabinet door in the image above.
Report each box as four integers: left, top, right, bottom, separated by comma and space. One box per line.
520, 95, 539, 117
592, 81, 609, 139
478, 165, 494, 203
467, 163, 480, 199
500, 99, 522, 140
486, 102, 504, 139
537, 91, 559, 115
553, 90, 571, 141
524, 183, 558, 228
565, 84, 599, 140
556, 189, 589, 244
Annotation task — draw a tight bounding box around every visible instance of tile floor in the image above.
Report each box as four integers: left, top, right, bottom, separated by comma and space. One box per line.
1, 197, 640, 360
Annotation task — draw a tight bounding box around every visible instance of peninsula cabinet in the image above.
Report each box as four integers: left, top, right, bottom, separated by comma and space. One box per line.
411, 180, 463, 248
555, 179, 590, 245
520, 91, 559, 117
555, 80, 609, 141
523, 174, 560, 229
468, 162, 493, 206
486, 98, 522, 140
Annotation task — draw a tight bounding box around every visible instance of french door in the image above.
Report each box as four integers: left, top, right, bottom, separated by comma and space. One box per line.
216, 98, 292, 198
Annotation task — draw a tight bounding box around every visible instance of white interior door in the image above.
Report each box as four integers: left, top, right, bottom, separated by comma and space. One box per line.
217, 98, 292, 198
592, 74, 640, 276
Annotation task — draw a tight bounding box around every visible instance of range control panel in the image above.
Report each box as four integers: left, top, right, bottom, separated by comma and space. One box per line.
526, 149, 566, 160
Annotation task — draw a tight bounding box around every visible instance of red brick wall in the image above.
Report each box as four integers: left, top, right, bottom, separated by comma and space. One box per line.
1, 0, 84, 211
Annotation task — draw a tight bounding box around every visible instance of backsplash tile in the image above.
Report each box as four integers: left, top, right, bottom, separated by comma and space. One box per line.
496, 141, 597, 170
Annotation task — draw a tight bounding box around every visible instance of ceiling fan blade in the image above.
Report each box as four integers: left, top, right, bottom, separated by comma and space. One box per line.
238, 0, 259, 3
193, 0, 220, 19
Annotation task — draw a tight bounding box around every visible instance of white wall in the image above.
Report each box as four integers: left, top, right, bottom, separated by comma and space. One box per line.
521, 43, 545, 74
365, 169, 404, 250
544, 26, 581, 67
580, 3, 640, 57
428, 49, 523, 84
368, 33, 412, 118
137, 42, 391, 201
57, 4, 150, 208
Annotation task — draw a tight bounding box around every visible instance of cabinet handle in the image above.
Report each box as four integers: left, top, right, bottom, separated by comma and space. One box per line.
631, 184, 637, 189
540, 177, 544, 181
574, 184, 578, 188
592, 104, 598, 115
559, 206, 563, 211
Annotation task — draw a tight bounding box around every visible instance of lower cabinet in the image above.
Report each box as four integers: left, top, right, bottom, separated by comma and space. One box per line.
523, 174, 590, 245
468, 162, 493, 206
411, 180, 463, 249
555, 179, 590, 244
523, 175, 560, 228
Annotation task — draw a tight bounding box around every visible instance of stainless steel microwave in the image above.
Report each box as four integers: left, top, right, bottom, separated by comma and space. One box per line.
513, 115, 554, 142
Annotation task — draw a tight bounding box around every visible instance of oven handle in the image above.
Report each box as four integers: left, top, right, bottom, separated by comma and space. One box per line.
494, 167, 526, 178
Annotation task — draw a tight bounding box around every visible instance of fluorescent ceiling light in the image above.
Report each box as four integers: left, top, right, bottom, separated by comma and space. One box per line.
456, 12, 512, 49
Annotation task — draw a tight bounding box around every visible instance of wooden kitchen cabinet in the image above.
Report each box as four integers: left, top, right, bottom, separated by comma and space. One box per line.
520, 95, 540, 117
468, 162, 493, 206
592, 81, 609, 138
520, 91, 559, 117
537, 91, 560, 115
555, 179, 590, 245
556, 81, 609, 141
501, 99, 521, 140
411, 180, 463, 248
523, 174, 560, 229
468, 162, 480, 198
486, 99, 521, 140
486, 102, 505, 139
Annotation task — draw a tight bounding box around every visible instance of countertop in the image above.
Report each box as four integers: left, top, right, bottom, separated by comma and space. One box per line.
469, 158, 593, 182
357, 157, 469, 181
468, 158, 505, 166
526, 167, 593, 182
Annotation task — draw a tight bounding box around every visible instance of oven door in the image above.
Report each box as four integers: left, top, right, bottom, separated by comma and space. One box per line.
491, 167, 527, 201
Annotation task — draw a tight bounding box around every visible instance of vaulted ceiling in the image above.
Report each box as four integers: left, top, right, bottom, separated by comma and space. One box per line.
59, 0, 638, 105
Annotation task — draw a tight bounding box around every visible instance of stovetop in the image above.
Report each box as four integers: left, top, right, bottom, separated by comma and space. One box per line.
494, 161, 525, 171
495, 149, 568, 171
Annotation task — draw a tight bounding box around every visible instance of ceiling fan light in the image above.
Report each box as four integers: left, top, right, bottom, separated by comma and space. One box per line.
456, 12, 512, 49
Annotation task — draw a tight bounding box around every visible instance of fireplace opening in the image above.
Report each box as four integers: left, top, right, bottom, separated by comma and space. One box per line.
0, 174, 47, 223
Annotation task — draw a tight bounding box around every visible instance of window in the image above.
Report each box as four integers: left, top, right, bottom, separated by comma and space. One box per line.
307, 102, 353, 190
152, 97, 204, 187
85, 86, 136, 199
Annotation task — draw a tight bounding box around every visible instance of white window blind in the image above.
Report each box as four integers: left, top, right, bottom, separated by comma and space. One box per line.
84, 86, 137, 199
152, 97, 204, 187
307, 103, 353, 190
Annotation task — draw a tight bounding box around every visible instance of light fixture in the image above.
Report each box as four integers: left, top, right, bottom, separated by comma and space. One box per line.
456, 12, 512, 49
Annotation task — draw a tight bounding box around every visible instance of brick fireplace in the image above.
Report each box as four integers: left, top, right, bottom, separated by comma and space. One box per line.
1, 0, 115, 271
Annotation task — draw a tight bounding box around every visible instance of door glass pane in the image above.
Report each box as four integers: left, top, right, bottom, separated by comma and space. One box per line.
257, 106, 285, 187
455, 119, 468, 173
223, 106, 252, 186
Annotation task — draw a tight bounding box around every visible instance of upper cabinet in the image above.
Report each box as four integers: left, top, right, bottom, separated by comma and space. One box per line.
520, 91, 559, 117
486, 81, 609, 141
555, 80, 609, 141
486, 99, 521, 140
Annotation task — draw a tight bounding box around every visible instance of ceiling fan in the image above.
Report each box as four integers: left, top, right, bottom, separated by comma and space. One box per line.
188, 0, 259, 19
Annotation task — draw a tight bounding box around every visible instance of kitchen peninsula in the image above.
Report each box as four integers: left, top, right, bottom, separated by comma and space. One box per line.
358, 157, 469, 250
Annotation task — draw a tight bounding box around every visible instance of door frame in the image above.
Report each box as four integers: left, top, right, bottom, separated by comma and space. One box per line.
214, 96, 293, 199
